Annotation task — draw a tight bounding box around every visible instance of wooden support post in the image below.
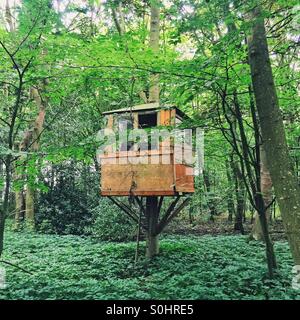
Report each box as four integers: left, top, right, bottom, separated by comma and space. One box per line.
146, 196, 160, 258
108, 197, 139, 223
156, 197, 190, 236
109, 195, 191, 260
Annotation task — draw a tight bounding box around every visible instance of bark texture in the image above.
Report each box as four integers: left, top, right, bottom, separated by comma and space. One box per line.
251, 145, 273, 240
248, 7, 300, 264
14, 86, 47, 229
148, 3, 160, 103
146, 196, 159, 258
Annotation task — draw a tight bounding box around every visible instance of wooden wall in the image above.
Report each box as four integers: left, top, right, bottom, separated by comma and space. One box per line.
100, 108, 194, 196
100, 151, 194, 196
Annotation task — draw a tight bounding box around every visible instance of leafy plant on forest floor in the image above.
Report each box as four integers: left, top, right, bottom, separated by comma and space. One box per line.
0, 231, 299, 300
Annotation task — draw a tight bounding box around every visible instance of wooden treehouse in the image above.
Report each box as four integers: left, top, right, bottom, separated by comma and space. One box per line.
99, 103, 195, 258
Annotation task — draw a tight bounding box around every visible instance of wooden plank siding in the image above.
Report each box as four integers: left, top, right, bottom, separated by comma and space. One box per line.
159, 109, 176, 126
100, 107, 194, 196
100, 149, 194, 196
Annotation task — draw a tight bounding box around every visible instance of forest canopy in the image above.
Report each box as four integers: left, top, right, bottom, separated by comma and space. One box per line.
0, 0, 299, 301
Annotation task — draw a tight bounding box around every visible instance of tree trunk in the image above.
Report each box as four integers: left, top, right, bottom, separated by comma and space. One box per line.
251, 145, 273, 240
256, 198, 277, 277
146, 196, 159, 258
25, 87, 46, 228
231, 160, 245, 234
144, 2, 160, 259
14, 86, 47, 229
0, 0, 16, 258
25, 186, 35, 229
5, 0, 14, 32
0, 156, 12, 257
226, 159, 235, 222
203, 170, 217, 222
248, 6, 300, 264
235, 188, 245, 233
148, 2, 160, 103
14, 189, 25, 230
111, 2, 125, 36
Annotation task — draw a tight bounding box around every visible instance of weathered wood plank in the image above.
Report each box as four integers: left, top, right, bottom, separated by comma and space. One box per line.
101, 163, 175, 193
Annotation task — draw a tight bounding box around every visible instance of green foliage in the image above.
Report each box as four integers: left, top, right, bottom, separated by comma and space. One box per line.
35, 163, 97, 235
36, 191, 91, 235
1, 231, 299, 300
84, 199, 136, 242
0, 0, 299, 301
35, 164, 135, 240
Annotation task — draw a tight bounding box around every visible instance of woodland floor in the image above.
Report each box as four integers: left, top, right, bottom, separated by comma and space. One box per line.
166, 218, 286, 241
0, 229, 299, 300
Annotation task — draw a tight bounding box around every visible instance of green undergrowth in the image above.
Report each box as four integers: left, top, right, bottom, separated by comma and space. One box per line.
0, 231, 299, 300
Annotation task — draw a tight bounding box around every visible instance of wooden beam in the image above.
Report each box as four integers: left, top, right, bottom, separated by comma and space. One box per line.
101, 190, 179, 196
165, 197, 190, 227
158, 196, 164, 213
108, 197, 148, 231
133, 196, 146, 216
156, 196, 180, 232
108, 197, 138, 223
120, 200, 139, 219
155, 197, 190, 235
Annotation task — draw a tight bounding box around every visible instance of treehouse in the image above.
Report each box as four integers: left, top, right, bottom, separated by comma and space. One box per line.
99, 103, 195, 197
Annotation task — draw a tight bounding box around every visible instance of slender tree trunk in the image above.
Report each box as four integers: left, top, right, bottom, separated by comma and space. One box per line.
25, 186, 35, 229
14, 144, 28, 228
252, 145, 273, 240
250, 205, 255, 223
231, 160, 245, 234
188, 205, 194, 224
14, 189, 25, 230
256, 196, 277, 277
144, 1, 160, 259
5, 0, 14, 32
225, 159, 235, 222
14, 86, 47, 229
13, 142, 26, 230
148, 2, 160, 102
234, 81, 277, 277
235, 189, 245, 233
25, 87, 46, 228
0, 0, 15, 258
111, 2, 125, 36
248, 6, 300, 264
0, 156, 12, 257
203, 170, 217, 222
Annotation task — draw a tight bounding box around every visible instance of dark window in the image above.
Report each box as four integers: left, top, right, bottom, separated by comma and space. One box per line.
138, 112, 157, 128
138, 112, 158, 150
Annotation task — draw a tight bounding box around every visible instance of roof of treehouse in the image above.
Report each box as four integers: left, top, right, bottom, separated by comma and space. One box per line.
102, 102, 187, 119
